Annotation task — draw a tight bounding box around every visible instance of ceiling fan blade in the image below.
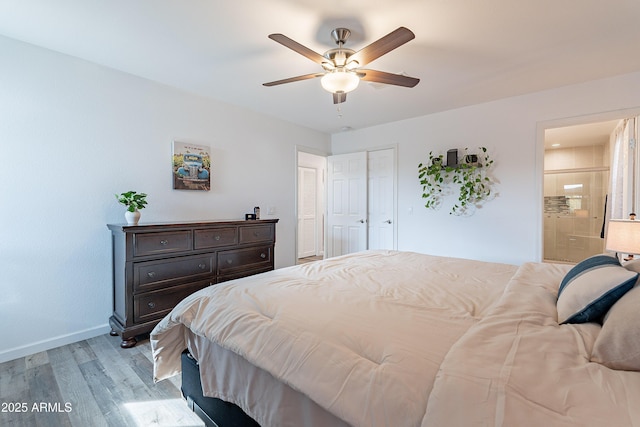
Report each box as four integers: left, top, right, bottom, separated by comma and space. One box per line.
359, 69, 420, 87
268, 33, 327, 65
263, 73, 324, 87
349, 27, 415, 67
333, 92, 347, 104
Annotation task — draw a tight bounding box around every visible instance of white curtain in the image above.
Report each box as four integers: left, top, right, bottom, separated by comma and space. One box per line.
607, 117, 638, 221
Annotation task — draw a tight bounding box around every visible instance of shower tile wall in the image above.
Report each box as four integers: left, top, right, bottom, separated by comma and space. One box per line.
544, 144, 609, 263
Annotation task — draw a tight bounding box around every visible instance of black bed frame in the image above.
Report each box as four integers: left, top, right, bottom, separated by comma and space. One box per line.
181, 350, 260, 427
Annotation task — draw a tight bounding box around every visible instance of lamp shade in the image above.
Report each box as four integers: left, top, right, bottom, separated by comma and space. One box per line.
606, 219, 640, 254
321, 71, 360, 94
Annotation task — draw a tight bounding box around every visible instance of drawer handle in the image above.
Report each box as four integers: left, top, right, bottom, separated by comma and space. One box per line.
253, 231, 260, 237
147, 301, 156, 309
214, 235, 221, 241
260, 253, 266, 259
226, 259, 233, 265
147, 271, 156, 278
160, 239, 168, 246
198, 263, 206, 269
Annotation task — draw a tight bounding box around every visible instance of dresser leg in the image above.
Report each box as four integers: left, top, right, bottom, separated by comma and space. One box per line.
109, 329, 119, 337
120, 337, 137, 348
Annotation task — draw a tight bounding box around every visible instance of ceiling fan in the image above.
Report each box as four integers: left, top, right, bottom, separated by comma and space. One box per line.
263, 27, 420, 104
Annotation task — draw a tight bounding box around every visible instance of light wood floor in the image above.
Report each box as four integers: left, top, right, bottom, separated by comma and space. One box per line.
0, 333, 190, 427
297, 255, 323, 264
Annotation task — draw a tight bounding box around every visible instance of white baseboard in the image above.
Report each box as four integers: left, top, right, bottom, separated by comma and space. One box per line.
0, 324, 111, 364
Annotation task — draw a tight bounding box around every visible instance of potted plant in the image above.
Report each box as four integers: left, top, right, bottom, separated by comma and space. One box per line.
115, 191, 148, 224
418, 151, 451, 210
418, 147, 494, 215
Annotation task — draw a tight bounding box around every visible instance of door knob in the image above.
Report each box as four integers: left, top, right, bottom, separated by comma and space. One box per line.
357, 219, 366, 223
383, 219, 392, 224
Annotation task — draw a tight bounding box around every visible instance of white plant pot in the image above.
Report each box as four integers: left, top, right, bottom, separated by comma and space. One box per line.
125, 210, 141, 225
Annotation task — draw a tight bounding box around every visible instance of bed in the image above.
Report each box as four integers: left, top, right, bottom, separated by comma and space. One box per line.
151, 250, 640, 427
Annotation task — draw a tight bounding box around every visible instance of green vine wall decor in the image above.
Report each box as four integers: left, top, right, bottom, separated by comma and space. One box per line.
418, 147, 495, 215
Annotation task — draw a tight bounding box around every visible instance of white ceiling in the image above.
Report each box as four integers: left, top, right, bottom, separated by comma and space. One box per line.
1, 0, 639, 134
545, 120, 621, 150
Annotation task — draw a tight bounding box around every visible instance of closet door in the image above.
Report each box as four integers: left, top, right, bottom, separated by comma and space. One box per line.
327, 152, 368, 257
368, 148, 396, 250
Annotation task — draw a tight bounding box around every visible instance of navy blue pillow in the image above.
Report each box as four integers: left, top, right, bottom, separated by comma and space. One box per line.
557, 255, 638, 324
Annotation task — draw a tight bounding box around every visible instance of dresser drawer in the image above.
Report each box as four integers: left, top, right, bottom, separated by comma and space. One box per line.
133, 230, 192, 257
217, 246, 273, 275
239, 225, 274, 244
194, 227, 238, 249
217, 266, 274, 283
134, 281, 211, 323
134, 254, 215, 292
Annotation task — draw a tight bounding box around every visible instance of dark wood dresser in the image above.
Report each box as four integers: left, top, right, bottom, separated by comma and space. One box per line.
107, 219, 279, 348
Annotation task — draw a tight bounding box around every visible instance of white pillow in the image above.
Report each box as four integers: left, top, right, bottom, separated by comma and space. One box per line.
556, 255, 638, 324
591, 285, 640, 371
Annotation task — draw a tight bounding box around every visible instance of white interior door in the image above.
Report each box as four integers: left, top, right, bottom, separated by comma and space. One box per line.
327, 152, 368, 257
368, 149, 396, 250
298, 166, 317, 258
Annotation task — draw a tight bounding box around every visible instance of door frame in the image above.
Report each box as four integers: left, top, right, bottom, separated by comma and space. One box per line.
536, 107, 640, 262
298, 165, 319, 258
295, 146, 328, 262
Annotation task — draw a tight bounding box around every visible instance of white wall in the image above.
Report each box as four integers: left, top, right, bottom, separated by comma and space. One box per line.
0, 36, 330, 363
332, 72, 640, 265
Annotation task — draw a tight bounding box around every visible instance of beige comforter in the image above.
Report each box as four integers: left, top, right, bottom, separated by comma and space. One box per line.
152, 250, 640, 426
152, 250, 518, 426
423, 261, 640, 427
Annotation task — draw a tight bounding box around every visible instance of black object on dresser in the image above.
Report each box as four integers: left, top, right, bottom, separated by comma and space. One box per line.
107, 219, 279, 348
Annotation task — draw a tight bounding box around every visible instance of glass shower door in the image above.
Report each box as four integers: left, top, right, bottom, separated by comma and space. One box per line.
544, 170, 608, 263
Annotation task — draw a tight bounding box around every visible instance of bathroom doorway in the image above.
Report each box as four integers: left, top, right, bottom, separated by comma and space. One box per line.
296, 149, 327, 264
543, 121, 616, 263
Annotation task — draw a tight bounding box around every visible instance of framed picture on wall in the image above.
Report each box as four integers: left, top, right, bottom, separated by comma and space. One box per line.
172, 141, 211, 191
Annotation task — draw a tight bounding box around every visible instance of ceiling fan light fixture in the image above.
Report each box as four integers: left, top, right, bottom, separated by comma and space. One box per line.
321, 70, 360, 94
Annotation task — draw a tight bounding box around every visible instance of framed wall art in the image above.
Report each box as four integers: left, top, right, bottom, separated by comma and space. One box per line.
172, 141, 211, 191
